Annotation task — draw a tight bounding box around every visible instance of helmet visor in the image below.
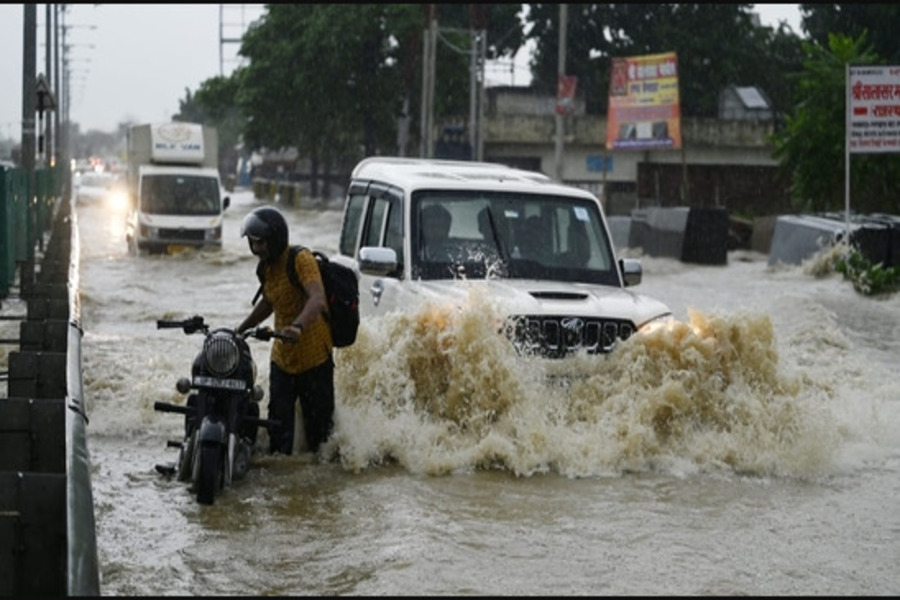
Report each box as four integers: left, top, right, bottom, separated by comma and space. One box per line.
240, 212, 270, 240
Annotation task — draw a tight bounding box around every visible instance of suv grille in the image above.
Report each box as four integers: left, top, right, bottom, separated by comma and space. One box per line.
504, 315, 636, 358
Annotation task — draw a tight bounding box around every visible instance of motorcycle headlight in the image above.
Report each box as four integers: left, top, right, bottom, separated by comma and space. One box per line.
203, 331, 240, 377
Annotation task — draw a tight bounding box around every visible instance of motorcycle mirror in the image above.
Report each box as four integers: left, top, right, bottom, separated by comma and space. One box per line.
176, 377, 192, 394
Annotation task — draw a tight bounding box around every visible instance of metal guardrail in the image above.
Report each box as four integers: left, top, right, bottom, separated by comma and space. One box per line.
64, 201, 100, 596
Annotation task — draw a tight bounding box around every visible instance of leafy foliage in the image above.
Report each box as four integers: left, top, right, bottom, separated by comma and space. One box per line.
523, 4, 804, 118
185, 3, 522, 169
770, 31, 900, 215
802, 3, 900, 64
835, 247, 900, 296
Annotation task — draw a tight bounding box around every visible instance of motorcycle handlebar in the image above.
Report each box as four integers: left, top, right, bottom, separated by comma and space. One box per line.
244, 326, 291, 342
157, 315, 206, 334
157, 317, 290, 342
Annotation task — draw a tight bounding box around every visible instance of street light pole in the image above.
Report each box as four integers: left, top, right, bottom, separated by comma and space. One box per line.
554, 4, 568, 183
21, 4, 37, 248
44, 4, 52, 166
54, 4, 62, 177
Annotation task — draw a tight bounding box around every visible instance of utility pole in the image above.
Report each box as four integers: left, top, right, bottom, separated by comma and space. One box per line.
477, 29, 486, 161
54, 4, 62, 177
22, 4, 37, 248
219, 4, 253, 76
469, 28, 477, 160
44, 4, 52, 167
419, 6, 437, 158
554, 4, 568, 182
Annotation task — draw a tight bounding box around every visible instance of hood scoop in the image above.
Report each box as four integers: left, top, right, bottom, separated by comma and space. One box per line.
529, 291, 588, 301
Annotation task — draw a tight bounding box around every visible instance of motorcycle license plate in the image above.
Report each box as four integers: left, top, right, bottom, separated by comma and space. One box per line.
193, 376, 246, 390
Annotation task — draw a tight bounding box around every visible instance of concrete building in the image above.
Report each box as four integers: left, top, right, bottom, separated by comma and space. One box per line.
471, 86, 791, 218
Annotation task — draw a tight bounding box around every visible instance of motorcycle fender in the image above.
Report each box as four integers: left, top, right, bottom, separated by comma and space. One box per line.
198, 417, 227, 445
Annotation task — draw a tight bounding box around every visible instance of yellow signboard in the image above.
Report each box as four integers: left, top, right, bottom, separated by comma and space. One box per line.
606, 51, 682, 151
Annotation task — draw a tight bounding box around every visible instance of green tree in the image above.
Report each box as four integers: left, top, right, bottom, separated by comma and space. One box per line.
174, 76, 246, 177
771, 31, 900, 214
180, 4, 524, 196
802, 4, 900, 64
523, 4, 804, 118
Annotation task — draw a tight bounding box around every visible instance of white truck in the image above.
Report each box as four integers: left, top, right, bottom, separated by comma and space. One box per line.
125, 122, 230, 254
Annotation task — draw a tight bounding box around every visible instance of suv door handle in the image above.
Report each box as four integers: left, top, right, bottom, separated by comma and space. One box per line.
369, 279, 384, 307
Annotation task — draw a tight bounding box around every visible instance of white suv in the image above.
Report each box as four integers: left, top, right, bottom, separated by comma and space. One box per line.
333, 157, 672, 358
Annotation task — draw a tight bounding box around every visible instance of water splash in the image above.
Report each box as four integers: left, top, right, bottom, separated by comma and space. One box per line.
332, 292, 840, 479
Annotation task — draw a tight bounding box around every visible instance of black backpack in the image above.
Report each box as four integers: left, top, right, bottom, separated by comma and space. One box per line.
253, 246, 360, 348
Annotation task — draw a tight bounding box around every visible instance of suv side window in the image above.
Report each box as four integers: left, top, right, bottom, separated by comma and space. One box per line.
339, 189, 366, 257
345, 182, 404, 277
363, 192, 404, 278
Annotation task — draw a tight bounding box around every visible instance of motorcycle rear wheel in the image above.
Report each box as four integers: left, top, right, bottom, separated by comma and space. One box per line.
196, 442, 224, 505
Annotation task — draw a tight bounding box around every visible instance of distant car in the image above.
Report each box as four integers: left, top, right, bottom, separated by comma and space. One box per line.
334, 157, 673, 358
74, 172, 120, 206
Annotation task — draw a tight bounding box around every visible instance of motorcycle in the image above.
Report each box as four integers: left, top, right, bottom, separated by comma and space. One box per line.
152, 315, 285, 505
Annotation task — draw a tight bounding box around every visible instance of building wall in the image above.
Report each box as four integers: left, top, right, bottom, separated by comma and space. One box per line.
479, 112, 790, 217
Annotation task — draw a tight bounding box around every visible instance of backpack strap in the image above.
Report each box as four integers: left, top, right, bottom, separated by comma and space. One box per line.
251, 259, 265, 305
285, 245, 303, 289
251, 246, 302, 305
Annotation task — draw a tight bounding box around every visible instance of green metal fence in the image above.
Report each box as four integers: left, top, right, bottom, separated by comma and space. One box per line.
0, 164, 61, 298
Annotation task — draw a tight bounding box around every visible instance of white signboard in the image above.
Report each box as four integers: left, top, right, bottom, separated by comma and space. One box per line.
150, 122, 205, 163
849, 65, 900, 154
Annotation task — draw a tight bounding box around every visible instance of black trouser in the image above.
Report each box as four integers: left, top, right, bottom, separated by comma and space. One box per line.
268, 357, 334, 455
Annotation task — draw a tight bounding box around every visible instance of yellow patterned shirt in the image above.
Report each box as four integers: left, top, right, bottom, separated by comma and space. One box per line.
261, 247, 333, 373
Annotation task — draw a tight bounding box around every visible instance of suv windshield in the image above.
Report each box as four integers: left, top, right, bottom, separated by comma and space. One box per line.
412, 190, 619, 285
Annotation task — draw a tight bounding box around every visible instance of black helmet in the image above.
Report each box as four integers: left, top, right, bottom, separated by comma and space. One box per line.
241, 206, 288, 260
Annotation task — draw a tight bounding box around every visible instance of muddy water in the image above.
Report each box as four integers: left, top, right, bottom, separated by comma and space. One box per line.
71, 191, 899, 595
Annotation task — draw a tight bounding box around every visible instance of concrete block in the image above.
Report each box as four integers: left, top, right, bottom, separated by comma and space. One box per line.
767, 215, 846, 266
0, 398, 65, 472
0, 472, 66, 596
7, 351, 67, 399
19, 319, 68, 352
682, 207, 729, 265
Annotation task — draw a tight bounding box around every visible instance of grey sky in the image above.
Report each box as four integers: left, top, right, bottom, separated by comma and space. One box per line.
0, 4, 801, 144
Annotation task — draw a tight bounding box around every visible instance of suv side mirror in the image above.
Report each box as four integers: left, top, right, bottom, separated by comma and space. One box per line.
619, 257, 642, 287
358, 246, 398, 276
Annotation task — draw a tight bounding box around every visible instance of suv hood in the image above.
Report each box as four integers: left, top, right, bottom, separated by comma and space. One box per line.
378, 277, 671, 330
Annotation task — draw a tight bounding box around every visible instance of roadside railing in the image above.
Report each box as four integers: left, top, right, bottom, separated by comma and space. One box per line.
0, 165, 101, 596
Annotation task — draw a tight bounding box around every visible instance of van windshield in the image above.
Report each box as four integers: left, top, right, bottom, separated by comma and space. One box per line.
140, 174, 221, 215
412, 190, 620, 286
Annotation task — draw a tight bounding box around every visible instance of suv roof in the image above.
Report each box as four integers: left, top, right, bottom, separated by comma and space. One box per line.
351, 157, 595, 198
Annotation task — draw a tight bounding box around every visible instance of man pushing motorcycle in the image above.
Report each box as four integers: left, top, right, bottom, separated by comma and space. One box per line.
236, 206, 335, 457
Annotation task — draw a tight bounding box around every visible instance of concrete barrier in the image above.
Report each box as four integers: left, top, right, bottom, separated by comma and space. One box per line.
766, 215, 846, 266
0, 196, 99, 595
627, 206, 729, 265
766, 213, 900, 267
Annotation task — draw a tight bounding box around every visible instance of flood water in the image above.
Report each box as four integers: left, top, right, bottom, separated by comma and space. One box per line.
70, 190, 899, 595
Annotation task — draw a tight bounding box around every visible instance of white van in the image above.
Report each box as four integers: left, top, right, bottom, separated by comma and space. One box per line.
125, 123, 230, 254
